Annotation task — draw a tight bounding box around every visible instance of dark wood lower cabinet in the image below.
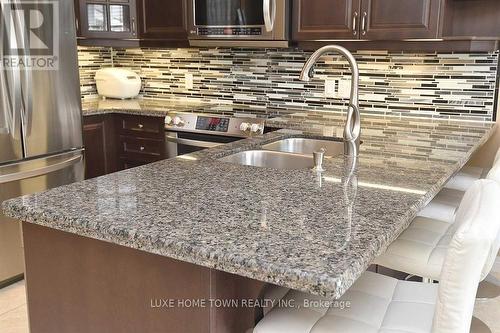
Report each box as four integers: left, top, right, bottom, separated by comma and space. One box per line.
83, 120, 106, 179
83, 113, 166, 179
115, 114, 166, 170
83, 115, 117, 179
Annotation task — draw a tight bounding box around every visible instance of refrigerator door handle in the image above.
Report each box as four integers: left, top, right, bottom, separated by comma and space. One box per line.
0, 1, 23, 140
11, 0, 33, 138
0, 61, 19, 138
0, 153, 83, 184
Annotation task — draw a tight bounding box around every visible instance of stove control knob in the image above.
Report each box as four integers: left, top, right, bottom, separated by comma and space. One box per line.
250, 123, 263, 133
165, 116, 173, 125
240, 122, 251, 132
173, 116, 184, 126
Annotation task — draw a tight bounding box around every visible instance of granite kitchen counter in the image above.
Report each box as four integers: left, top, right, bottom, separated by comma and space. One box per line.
81, 97, 208, 117
2, 113, 496, 299
81, 97, 281, 119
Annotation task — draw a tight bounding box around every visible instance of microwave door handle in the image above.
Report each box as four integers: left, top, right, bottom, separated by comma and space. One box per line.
263, 0, 276, 32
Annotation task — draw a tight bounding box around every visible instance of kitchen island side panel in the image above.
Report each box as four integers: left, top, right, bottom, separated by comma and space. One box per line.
22, 222, 265, 333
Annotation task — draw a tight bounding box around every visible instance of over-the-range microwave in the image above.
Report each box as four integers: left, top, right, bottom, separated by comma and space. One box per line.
187, 0, 290, 48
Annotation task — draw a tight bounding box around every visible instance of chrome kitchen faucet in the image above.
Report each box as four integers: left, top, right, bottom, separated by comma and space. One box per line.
299, 45, 361, 157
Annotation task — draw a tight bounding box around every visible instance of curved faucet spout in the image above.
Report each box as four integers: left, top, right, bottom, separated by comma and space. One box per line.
299, 45, 361, 157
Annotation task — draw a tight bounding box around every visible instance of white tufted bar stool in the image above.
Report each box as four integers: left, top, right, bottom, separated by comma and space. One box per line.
374, 149, 500, 281
418, 148, 500, 222
444, 147, 500, 192
444, 165, 485, 192
254, 180, 500, 333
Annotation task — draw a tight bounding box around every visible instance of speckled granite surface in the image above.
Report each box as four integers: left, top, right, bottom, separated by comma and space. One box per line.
81, 98, 281, 119
81, 98, 207, 117
2, 107, 496, 298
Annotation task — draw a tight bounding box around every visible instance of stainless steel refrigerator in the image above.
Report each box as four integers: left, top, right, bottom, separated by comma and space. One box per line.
0, 0, 84, 286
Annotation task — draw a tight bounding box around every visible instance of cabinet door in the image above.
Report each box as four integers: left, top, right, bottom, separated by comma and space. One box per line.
79, 0, 138, 39
83, 115, 118, 179
360, 0, 442, 39
293, 0, 362, 40
83, 119, 107, 179
137, 0, 187, 40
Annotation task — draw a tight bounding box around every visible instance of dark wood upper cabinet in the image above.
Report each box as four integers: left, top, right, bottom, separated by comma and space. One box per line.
78, 0, 138, 40
76, 0, 188, 46
360, 0, 442, 39
293, 0, 442, 41
441, 0, 500, 38
293, 0, 361, 40
74, 0, 499, 50
136, 0, 187, 41
292, 0, 499, 51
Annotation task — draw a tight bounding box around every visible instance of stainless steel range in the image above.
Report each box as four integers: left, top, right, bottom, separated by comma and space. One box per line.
164, 112, 266, 158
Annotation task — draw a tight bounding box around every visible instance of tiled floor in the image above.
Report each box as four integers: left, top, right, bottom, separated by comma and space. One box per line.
0, 281, 29, 333
1, 276, 499, 333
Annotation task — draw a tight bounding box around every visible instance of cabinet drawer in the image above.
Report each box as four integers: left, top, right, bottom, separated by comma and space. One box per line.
117, 115, 164, 138
119, 136, 164, 157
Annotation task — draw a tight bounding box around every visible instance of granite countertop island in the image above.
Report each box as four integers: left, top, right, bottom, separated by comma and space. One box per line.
2, 104, 496, 299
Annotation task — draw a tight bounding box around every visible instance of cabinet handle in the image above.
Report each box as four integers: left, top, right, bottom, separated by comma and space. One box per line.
352, 12, 358, 36
75, 18, 79, 31
140, 146, 145, 151
138, 124, 144, 129
131, 17, 136, 35
361, 12, 367, 36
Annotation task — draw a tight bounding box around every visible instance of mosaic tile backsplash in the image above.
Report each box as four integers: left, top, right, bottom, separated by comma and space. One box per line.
78, 47, 499, 121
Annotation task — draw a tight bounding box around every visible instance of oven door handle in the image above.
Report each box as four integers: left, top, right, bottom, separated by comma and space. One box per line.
165, 135, 223, 149
263, 0, 276, 32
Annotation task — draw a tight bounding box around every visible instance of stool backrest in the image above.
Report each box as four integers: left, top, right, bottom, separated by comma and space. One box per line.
494, 147, 500, 167
432, 179, 500, 333
487, 158, 500, 183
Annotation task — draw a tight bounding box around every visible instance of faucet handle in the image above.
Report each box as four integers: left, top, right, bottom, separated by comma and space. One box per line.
312, 148, 326, 172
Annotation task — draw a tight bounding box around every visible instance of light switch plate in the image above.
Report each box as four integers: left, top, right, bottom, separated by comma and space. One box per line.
324, 79, 336, 97
338, 79, 351, 98
185, 73, 194, 90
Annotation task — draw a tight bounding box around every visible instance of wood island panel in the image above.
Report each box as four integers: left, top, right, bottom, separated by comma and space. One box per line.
22, 223, 267, 333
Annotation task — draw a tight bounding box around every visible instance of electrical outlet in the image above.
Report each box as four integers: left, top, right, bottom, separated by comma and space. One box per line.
185, 73, 194, 90
338, 79, 351, 98
324, 79, 336, 97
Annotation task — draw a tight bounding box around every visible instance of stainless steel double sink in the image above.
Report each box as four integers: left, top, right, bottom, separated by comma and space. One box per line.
219, 138, 344, 170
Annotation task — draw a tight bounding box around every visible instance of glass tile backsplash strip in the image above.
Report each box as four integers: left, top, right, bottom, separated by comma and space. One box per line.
78, 47, 499, 122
